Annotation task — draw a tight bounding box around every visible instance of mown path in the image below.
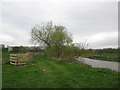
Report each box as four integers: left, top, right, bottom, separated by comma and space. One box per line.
2, 53, 119, 88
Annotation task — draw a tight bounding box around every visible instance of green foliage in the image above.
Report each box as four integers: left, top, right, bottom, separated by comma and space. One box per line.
94, 48, 118, 53
45, 45, 80, 60
50, 25, 72, 46
31, 21, 75, 59
31, 21, 72, 47
31, 21, 53, 47
45, 46, 58, 58
12, 46, 28, 53
2, 52, 10, 64
80, 48, 119, 62
28, 47, 43, 52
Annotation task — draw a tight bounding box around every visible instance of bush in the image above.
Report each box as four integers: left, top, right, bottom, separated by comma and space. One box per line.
45, 46, 58, 58
11, 46, 28, 53
2, 48, 8, 52
45, 45, 80, 60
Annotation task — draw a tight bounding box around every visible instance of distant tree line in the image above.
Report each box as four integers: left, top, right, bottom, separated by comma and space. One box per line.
2, 45, 43, 53
83, 48, 118, 54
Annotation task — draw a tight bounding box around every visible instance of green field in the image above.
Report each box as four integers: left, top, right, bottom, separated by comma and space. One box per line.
80, 53, 119, 62
2, 52, 119, 88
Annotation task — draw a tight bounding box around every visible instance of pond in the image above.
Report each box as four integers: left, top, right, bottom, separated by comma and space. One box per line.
76, 57, 120, 72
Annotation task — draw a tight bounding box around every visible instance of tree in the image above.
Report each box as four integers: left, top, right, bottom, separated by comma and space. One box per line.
31, 21, 72, 47
31, 21, 73, 58
75, 41, 88, 50
73, 41, 89, 56
50, 25, 72, 47
49, 25, 72, 58
31, 21, 53, 47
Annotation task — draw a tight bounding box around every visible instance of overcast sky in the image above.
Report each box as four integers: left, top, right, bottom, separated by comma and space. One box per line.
0, 0, 118, 49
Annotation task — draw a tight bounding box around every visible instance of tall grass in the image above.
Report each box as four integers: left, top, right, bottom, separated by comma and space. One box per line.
80, 52, 119, 62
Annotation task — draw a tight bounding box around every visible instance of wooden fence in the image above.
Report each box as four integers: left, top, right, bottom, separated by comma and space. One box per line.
10, 53, 28, 66
10, 52, 40, 66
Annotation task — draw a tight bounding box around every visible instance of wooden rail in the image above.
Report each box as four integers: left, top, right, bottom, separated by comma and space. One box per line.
10, 54, 28, 66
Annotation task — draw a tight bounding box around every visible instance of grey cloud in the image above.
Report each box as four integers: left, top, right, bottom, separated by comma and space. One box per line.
90, 36, 118, 49
0, 1, 118, 48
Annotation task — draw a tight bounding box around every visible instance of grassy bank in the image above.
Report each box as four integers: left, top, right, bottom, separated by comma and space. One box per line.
2, 52, 119, 88
80, 53, 119, 62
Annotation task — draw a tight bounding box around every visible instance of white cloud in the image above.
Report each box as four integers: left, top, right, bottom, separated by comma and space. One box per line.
0, 33, 14, 42
0, 0, 119, 2
0, 1, 118, 48
88, 32, 118, 42
87, 32, 118, 48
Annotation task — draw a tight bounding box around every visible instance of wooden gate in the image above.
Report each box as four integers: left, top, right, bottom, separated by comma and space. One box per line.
10, 54, 28, 66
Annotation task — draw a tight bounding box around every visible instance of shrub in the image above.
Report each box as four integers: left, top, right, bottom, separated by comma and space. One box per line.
45, 45, 80, 60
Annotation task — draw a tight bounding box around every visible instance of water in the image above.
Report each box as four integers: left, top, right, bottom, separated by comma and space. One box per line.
76, 57, 120, 72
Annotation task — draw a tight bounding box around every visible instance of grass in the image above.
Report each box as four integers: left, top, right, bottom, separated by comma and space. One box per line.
2, 52, 120, 88
80, 53, 119, 62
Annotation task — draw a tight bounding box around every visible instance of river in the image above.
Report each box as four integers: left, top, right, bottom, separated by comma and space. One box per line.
76, 57, 120, 72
